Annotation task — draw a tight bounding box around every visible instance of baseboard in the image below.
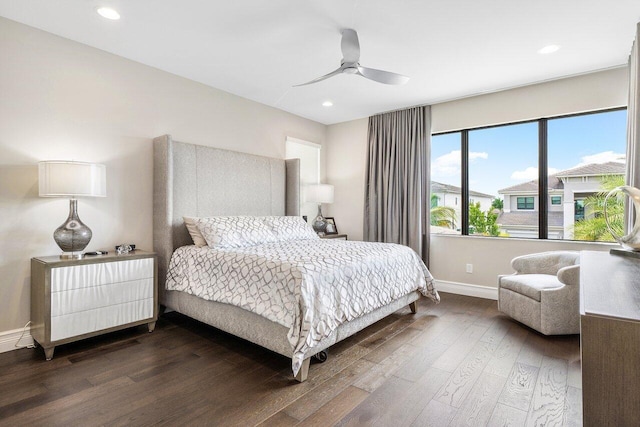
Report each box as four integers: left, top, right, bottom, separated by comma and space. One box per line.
435, 280, 498, 300
0, 326, 34, 353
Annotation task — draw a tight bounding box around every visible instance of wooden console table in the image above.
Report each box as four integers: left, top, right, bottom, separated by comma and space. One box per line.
580, 250, 640, 426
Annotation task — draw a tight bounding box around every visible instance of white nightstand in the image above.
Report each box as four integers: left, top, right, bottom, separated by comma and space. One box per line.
30, 250, 157, 360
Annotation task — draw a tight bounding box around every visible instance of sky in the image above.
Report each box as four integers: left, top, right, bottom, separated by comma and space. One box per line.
431, 109, 627, 198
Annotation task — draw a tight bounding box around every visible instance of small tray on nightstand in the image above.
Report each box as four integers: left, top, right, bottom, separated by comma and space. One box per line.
320, 234, 348, 240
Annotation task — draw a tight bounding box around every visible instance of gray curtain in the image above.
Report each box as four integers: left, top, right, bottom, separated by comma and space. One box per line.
363, 105, 431, 264
626, 22, 640, 232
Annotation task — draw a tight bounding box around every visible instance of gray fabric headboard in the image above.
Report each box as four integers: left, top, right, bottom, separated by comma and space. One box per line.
153, 134, 300, 303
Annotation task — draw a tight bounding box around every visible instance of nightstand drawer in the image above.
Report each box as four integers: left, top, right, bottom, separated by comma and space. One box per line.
50, 258, 153, 292
51, 298, 154, 341
51, 278, 154, 316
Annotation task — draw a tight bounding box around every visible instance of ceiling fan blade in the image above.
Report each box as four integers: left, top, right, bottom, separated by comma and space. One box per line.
357, 66, 409, 85
341, 29, 360, 63
293, 67, 344, 87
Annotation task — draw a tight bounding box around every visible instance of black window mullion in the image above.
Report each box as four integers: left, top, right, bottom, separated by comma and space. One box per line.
539, 119, 548, 239
461, 130, 469, 235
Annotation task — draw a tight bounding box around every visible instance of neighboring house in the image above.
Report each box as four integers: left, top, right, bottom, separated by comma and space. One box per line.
431, 181, 494, 230
497, 161, 625, 239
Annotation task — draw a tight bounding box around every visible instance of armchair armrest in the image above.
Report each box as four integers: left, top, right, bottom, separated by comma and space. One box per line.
511, 251, 580, 275
557, 264, 580, 286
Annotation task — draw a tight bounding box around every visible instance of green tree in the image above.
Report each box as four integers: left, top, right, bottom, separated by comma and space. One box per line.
572, 175, 625, 241
469, 202, 500, 236
491, 198, 504, 210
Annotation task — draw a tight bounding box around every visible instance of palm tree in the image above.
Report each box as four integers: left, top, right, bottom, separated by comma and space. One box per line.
572, 175, 625, 241
430, 205, 457, 229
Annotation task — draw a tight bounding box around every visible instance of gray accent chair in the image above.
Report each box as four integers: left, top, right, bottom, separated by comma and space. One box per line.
498, 251, 580, 335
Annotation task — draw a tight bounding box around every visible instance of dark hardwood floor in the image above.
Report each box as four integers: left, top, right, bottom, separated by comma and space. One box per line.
0, 293, 581, 426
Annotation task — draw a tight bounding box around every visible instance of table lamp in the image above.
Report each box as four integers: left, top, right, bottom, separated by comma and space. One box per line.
306, 184, 334, 235
38, 161, 106, 259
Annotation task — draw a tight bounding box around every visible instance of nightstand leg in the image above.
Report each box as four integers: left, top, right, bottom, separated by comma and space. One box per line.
147, 321, 156, 333
43, 347, 55, 361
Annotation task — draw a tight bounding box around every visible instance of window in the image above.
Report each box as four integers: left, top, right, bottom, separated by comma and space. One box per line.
430, 108, 627, 241
517, 197, 535, 210
574, 199, 585, 221
548, 109, 627, 240
285, 137, 321, 223
430, 132, 462, 234
468, 121, 538, 237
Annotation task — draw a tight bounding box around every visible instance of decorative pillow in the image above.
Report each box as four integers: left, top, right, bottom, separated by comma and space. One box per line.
265, 216, 319, 242
182, 216, 208, 247
195, 216, 279, 249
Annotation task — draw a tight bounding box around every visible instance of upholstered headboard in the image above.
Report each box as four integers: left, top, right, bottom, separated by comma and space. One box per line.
152, 134, 300, 303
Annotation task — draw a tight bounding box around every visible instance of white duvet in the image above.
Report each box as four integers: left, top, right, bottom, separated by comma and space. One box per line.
166, 239, 439, 375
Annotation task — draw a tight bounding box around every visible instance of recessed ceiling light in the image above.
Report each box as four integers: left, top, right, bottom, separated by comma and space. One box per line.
322, 101, 333, 107
97, 7, 120, 20
538, 45, 560, 54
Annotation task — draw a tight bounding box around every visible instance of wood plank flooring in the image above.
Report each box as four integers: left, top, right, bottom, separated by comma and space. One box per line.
0, 293, 581, 426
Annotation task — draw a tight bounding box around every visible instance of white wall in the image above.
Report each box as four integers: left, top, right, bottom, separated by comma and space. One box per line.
325, 67, 628, 288
430, 235, 615, 288
431, 68, 628, 132
0, 18, 326, 336
325, 118, 368, 240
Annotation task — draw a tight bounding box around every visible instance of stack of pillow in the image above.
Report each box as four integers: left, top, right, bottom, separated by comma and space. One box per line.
183, 216, 319, 249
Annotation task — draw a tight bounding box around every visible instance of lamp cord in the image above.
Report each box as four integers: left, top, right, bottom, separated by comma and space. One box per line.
15, 321, 35, 349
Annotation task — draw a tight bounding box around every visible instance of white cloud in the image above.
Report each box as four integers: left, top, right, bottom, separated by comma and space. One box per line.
469, 151, 489, 162
432, 150, 488, 176
510, 166, 559, 181
575, 151, 625, 167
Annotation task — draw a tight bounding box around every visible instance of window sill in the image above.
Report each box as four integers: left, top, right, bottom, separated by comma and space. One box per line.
430, 233, 619, 248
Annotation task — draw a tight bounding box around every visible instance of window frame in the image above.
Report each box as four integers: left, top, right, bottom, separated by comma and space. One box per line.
431, 107, 626, 240
551, 196, 562, 205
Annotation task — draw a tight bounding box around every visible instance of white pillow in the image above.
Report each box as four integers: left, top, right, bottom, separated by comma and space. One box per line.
195, 216, 278, 249
182, 216, 207, 247
264, 216, 319, 242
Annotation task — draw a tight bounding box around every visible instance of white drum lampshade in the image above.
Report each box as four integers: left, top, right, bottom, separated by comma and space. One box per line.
39, 161, 106, 258
305, 184, 335, 204
305, 184, 334, 234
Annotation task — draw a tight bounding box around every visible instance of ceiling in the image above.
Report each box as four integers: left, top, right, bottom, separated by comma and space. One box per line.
1, 1, 639, 125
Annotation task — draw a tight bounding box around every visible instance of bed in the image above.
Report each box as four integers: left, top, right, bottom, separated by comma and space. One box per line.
153, 134, 439, 381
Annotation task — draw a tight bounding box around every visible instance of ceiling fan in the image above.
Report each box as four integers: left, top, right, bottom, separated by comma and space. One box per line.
295, 29, 409, 87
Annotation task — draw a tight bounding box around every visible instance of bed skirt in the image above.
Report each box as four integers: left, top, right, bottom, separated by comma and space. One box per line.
163, 289, 421, 361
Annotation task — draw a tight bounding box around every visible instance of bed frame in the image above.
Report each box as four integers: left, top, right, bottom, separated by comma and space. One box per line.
152, 134, 420, 381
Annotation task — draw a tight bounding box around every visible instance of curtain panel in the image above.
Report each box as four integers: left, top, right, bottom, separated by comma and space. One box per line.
626, 22, 640, 232
363, 105, 431, 264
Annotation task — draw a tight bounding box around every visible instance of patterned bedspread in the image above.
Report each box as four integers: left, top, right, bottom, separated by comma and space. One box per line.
166, 239, 439, 375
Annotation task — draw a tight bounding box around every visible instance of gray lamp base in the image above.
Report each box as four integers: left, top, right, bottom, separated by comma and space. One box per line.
312, 205, 327, 235
54, 199, 92, 257
60, 252, 85, 260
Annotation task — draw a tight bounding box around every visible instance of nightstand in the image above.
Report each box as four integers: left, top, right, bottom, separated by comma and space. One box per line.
320, 234, 348, 240
30, 250, 157, 360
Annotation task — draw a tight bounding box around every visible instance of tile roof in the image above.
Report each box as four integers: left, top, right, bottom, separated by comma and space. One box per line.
496, 211, 564, 227
555, 161, 625, 177
431, 181, 494, 199
498, 162, 624, 194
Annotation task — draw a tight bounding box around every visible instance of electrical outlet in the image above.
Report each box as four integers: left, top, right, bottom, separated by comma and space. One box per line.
466, 263, 473, 274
